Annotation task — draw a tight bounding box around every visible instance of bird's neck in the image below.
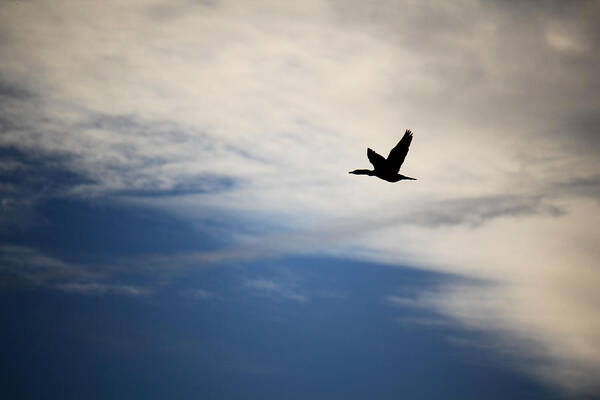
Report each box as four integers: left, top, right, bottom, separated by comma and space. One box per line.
350, 169, 375, 176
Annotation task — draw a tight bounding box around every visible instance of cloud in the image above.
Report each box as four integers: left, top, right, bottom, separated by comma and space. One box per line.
385, 295, 425, 308
554, 174, 600, 202
395, 316, 450, 329
0, 245, 97, 286
183, 288, 215, 300
1, 0, 600, 393
246, 278, 307, 302
0, 245, 155, 296
421, 280, 600, 394
401, 194, 565, 228
56, 282, 153, 296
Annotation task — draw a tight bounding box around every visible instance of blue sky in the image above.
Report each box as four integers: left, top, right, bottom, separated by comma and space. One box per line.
2, 196, 559, 399
1, 0, 600, 398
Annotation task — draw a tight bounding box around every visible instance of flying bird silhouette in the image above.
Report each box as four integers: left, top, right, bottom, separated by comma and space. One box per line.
349, 129, 417, 183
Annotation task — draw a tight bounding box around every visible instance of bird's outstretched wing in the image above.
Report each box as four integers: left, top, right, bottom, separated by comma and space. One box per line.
386, 130, 413, 173
367, 148, 386, 170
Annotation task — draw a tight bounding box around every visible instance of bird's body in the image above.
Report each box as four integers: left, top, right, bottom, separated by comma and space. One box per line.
349, 130, 416, 183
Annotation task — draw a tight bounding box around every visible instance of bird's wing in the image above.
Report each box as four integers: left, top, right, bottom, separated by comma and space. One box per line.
367, 148, 386, 170
386, 130, 413, 173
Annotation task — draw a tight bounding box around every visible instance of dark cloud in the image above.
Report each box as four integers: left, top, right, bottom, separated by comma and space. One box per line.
0, 103, 241, 202
554, 174, 600, 201
0, 146, 94, 231
0, 147, 93, 193
407, 194, 565, 228
0, 245, 97, 288
0, 78, 32, 101
564, 109, 600, 152
0, 78, 38, 134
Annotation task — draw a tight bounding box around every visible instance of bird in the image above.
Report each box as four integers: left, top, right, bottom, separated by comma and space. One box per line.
349, 129, 417, 182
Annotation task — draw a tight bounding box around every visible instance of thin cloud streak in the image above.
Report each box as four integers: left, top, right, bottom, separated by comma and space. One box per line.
56, 282, 153, 296
0, 245, 155, 296
246, 278, 307, 302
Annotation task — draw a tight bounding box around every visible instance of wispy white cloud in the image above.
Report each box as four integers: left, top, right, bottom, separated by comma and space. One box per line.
385, 295, 426, 309
246, 278, 307, 302
395, 316, 450, 329
182, 288, 215, 300
0, 245, 155, 297
0, 245, 97, 286
56, 282, 153, 296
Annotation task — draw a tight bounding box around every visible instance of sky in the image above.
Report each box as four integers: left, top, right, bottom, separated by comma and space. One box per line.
1, 0, 600, 398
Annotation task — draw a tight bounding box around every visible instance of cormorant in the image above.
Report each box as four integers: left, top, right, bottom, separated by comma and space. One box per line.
349, 129, 417, 183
